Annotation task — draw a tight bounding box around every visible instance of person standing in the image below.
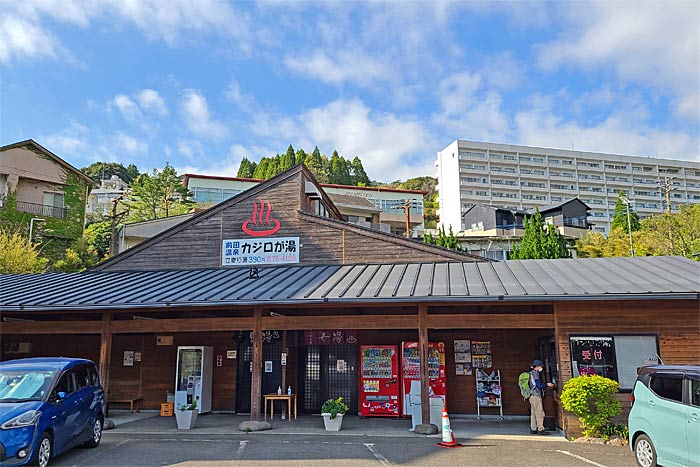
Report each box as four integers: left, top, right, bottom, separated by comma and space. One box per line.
528, 359, 555, 435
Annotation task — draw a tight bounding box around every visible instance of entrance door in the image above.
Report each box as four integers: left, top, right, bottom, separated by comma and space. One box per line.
235, 331, 283, 414
301, 344, 357, 414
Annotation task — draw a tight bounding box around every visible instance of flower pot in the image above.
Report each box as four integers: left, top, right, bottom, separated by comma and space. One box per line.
322, 413, 344, 431
175, 409, 198, 429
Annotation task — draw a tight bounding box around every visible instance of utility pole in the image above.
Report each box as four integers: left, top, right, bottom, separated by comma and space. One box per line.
109, 195, 127, 256
620, 195, 634, 257
658, 176, 675, 253
402, 199, 411, 238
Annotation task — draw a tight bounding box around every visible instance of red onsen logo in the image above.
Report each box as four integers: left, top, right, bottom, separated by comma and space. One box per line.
242, 198, 281, 237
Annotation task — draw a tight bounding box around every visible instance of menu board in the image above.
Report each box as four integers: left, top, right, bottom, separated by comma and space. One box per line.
471, 341, 492, 369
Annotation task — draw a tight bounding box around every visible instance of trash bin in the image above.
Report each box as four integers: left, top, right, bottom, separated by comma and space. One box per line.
409, 384, 444, 432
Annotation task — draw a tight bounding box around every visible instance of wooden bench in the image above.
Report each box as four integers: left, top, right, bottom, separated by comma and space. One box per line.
107, 398, 142, 415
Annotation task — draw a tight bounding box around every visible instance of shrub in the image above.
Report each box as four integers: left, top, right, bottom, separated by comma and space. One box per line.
321, 397, 348, 420
603, 423, 629, 442
560, 375, 621, 437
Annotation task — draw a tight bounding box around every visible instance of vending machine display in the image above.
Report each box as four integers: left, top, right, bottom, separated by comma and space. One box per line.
400, 341, 447, 416
359, 345, 400, 417
175, 346, 214, 413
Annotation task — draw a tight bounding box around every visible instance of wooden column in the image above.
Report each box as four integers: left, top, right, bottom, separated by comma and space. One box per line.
418, 304, 431, 427
250, 307, 263, 422
98, 312, 113, 397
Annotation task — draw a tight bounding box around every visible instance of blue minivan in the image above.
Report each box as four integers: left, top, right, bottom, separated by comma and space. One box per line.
0, 358, 105, 467
628, 365, 700, 467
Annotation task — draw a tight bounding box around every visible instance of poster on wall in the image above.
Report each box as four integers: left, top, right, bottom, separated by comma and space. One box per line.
455, 364, 473, 376
454, 340, 471, 352
123, 351, 134, 366
264, 361, 273, 373
472, 354, 493, 369
455, 352, 472, 363
471, 341, 491, 355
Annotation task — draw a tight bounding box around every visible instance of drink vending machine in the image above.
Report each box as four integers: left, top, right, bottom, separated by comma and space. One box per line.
400, 341, 446, 416
175, 346, 214, 413
359, 345, 400, 417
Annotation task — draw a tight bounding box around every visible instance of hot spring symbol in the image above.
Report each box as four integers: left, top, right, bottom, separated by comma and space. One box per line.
242, 198, 281, 237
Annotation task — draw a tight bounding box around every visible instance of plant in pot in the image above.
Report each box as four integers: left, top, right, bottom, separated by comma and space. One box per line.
175, 398, 198, 430
321, 397, 348, 431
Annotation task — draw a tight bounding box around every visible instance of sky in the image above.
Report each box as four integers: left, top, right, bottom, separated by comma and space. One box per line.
1, 0, 698, 182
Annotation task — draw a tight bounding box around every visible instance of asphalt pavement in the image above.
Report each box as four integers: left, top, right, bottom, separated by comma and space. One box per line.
49, 432, 637, 467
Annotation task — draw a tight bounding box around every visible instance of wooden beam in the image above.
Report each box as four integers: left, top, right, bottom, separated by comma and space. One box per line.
262, 315, 417, 330
98, 312, 112, 400
0, 320, 101, 335
428, 313, 554, 329
250, 307, 263, 422
418, 304, 430, 428
110, 317, 253, 334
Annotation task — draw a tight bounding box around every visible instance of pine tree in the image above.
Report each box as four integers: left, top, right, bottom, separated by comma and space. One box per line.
350, 156, 370, 186
329, 151, 351, 184
252, 158, 269, 179
295, 149, 307, 166
265, 158, 280, 179
611, 191, 641, 232
280, 145, 296, 172
511, 209, 570, 259
237, 157, 254, 178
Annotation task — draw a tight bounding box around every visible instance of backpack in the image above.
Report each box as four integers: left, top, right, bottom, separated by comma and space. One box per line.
518, 371, 531, 399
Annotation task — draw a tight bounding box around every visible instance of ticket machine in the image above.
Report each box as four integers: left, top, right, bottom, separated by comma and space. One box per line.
175, 346, 213, 413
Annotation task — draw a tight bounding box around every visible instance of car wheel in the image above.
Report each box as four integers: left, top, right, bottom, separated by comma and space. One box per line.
634, 434, 657, 467
83, 416, 103, 448
32, 433, 52, 467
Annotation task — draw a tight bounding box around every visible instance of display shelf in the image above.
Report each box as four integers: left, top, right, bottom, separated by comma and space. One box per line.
475, 369, 504, 420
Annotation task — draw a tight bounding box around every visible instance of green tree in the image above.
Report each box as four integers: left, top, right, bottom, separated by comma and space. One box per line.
53, 239, 99, 272
423, 225, 461, 250
81, 162, 140, 183
511, 209, 571, 259
0, 228, 48, 274
265, 158, 281, 179
304, 147, 329, 183
350, 157, 370, 186
328, 151, 351, 184
610, 191, 641, 232
252, 158, 269, 179
295, 149, 307, 166
84, 221, 112, 259
126, 163, 193, 222
280, 145, 296, 172
237, 157, 255, 178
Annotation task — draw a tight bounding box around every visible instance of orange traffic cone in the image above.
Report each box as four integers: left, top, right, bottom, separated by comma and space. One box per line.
436, 405, 462, 448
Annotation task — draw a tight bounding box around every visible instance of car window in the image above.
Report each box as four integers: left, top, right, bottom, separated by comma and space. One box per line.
650, 375, 683, 403
74, 365, 90, 390
53, 370, 76, 396
691, 379, 700, 407
87, 365, 99, 387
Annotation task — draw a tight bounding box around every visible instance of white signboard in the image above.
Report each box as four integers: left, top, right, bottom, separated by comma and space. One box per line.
123, 351, 134, 366
222, 237, 299, 266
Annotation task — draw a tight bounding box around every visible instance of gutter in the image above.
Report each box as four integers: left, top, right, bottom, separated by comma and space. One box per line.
2, 292, 698, 313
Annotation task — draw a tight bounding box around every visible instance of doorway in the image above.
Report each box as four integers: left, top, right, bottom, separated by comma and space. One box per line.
300, 344, 358, 414
235, 331, 284, 414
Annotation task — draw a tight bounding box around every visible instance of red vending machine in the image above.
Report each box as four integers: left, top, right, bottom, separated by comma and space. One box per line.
359, 345, 400, 417
400, 341, 447, 416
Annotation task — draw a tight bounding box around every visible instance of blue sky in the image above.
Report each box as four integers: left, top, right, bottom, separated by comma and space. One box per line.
1, 1, 698, 182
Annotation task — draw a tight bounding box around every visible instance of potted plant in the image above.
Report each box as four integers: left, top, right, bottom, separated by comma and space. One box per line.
321, 397, 348, 431
175, 399, 198, 430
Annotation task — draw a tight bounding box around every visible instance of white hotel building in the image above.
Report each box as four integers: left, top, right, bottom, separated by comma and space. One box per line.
436, 140, 700, 234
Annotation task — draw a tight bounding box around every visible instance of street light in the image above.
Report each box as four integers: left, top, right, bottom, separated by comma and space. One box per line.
619, 195, 634, 257
28, 218, 46, 244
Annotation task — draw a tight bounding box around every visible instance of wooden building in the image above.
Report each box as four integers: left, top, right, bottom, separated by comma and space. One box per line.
1, 165, 698, 437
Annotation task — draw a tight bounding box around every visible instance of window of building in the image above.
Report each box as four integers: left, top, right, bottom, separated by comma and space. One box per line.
650, 375, 684, 403
475, 190, 488, 196
42, 191, 64, 217
570, 335, 659, 390
503, 154, 517, 161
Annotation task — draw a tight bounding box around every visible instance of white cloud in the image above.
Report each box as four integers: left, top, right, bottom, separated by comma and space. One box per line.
113, 132, 148, 155
252, 98, 434, 180
224, 79, 256, 111
111, 94, 141, 122
284, 49, 392, 88
535, 1, 700, 120
136, 89, 168, 116
181, 89, 228, 140
0, 16, 62, 63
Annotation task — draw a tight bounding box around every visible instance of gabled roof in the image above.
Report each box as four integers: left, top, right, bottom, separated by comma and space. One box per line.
328, 193, 381, 212
1, 256, 697, 312
0, 139, 95, 185
529, 198, 590, 215
94, 164, 473, 270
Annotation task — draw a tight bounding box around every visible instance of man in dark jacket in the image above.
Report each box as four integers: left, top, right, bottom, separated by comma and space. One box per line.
529, 359, 555, 435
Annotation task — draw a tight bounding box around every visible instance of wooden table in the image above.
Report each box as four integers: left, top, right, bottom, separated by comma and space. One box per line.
263, 394, 297, 422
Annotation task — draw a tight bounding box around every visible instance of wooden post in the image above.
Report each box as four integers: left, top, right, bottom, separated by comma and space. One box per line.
98, 312, 113, 398
418, 304, 431, 427
281, 330, 287, 392
250, 307, 263, 422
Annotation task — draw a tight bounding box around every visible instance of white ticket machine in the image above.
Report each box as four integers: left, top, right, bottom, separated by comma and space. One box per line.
175, 346, 213, 413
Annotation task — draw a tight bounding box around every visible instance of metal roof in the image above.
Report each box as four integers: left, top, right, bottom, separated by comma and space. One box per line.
0, 256, 698, 312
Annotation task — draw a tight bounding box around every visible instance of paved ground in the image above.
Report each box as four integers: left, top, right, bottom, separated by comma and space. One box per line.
49, 432, 635, 467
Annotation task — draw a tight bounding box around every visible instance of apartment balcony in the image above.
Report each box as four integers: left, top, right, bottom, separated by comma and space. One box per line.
519, 170, 548, 179
549, 173, 576, 180
579, 176, 605, 183
521, 184, 549, 192
576, 164, 602, 172
518, 158, 546, 166
15, 200, 68, 219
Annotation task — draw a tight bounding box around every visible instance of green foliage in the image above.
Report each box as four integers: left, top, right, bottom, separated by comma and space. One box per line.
0, 228, 48, 274
560, 375, 621, 437
126, 163, 193, 222
53, 240, 98, 272
81, 162, 140, 184
610, 191, 641, 232
602, 423, 629, 442
321, 396, 348, 419
383, 176, 437, 229
424, 225, 461, 251
576, 204, 700, 260
179, 398, 197, 411
511, 209, 571, 259
84, 221, 112, 259
237, 157, 256, 178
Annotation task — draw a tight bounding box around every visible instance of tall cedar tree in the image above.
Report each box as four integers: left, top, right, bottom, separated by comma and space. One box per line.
610, 191, 641, 232
511, 209, 571, 259
350, 157, 370, 185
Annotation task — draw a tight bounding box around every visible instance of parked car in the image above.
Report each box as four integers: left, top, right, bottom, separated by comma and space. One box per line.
628, 365, 700, 467
0, 358, 105, 467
